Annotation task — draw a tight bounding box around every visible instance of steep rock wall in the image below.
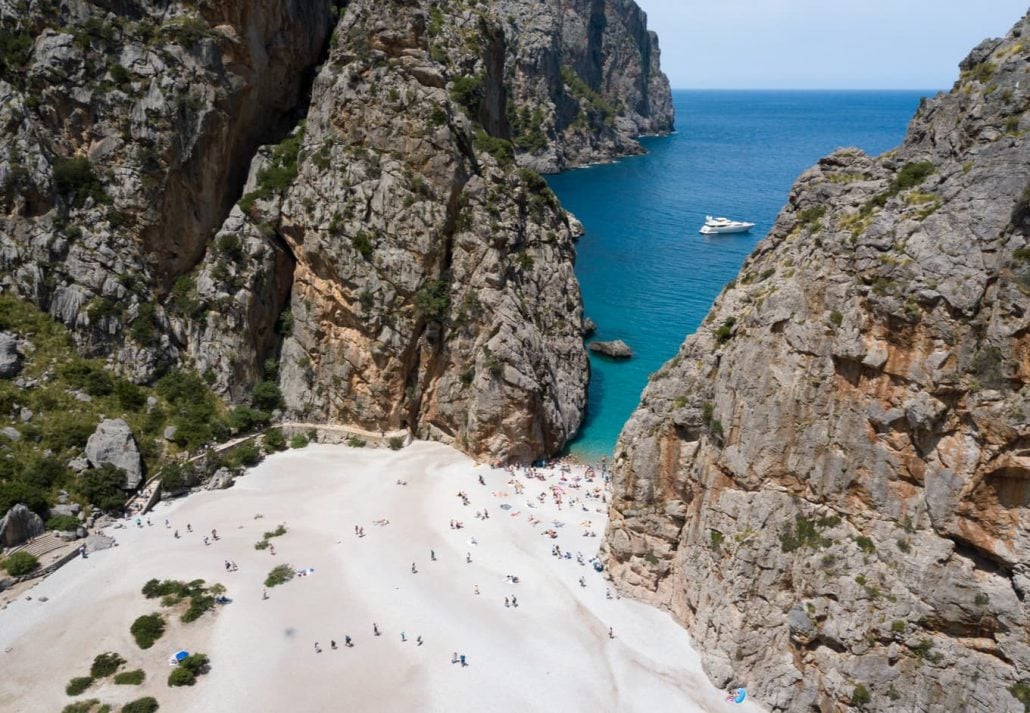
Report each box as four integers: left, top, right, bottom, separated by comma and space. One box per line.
0, 0, 335, 379
190, 0, 602, 462
606, 14, 1030, 713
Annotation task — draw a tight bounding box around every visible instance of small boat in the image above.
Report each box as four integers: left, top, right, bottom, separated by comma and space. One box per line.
699, 215, 755, 235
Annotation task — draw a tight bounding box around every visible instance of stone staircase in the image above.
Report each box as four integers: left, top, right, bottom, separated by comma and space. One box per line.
11, 532, 66, 559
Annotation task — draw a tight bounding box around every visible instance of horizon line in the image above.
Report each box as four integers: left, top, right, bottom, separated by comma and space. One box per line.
671, 87, 944, 92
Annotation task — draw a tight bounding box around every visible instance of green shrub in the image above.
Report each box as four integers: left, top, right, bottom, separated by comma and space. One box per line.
796, 205, 826, 227
1009, 680, 1030, 712
130, 613, 165, 649
230, 442, 262, 468
121, 696, 159, 713
254, 539, 269, 550
53, 157, 108, 207
851, 683, 871, 707
180, 653, 209, 676
65, 676, 94, 696
891, 620, 907, 634
414, 279, 451, 320
346, 435, 366, 448
78, 464, 128, 513
251, 381, 282, 411
61, 700, 103, 713
181, 593, 215, 623
265, 564, 294, 587
450, 75, 483, 115
228, 406, 270, 433
90, 651, 125, 678
168, 666, 195, 687
472, 130, 514, 168
710, 529, 725, 551
388, 436, 405, 450
892, 161, 935, 192
289, 434, 309, 449
3, 550, 38, 576
352, 231, 374, 259
780, 516, 832, 553
714, 317, 736, 344
0, 28, 33, 75
855, 536, 875, 554
47, 514, 81, 532
114, 669, 145, 685
263, 428, 286, 452
829, 310, 843, 327
114, 379, 146, 411
264, 524, 287, 539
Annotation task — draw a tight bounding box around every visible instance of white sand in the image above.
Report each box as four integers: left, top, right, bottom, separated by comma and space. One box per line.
0, 442, 764, 713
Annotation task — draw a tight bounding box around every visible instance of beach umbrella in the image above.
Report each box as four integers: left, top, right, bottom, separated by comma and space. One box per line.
169, 650, 189, 665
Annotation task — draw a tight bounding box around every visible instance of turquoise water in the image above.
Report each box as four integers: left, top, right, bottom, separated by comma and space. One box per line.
550, 90, 932, 461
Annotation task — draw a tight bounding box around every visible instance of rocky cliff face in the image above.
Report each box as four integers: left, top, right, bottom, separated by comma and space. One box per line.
606, 14, 1030, 713
0, 0, 671, 464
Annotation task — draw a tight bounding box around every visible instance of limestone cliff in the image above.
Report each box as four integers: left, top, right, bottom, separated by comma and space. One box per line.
0, 0, 672, 464
606, 14, 1030, 713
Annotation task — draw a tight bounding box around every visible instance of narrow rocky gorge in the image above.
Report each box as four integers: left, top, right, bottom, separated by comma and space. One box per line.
0, 0, 672, 463
606, 14, 1029, 713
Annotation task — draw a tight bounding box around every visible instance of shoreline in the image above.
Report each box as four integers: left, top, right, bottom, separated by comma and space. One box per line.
0, 441, 761, 713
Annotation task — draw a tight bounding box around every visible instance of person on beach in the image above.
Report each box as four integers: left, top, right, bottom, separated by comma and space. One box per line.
331, 640, 337, 650
505, 597, 510, 608
262, 589, 269, 600
225, 560, 231, 571
212, 529, 218, 540
314, 642, 321, 653
608, 627, 614, 639
373, 623, 381, 636
269, 544, 275, 555
431, 549, 436, 561
165, 519, 170, 528
460, 654, 467, 667
401, 632, 406, 642
579, 576, 586, 588
466, 552, 471, 563
452, 652, 459, 664
187, 523, 192, 532
345, 636, 353, 647
479, 474, 485, 486
411, 562, 417, 574
512, 596, 518, 608
173, 530, 179, 539
474, 585, 480, 595
417, 635, 423, 646
203, 536, 209, 546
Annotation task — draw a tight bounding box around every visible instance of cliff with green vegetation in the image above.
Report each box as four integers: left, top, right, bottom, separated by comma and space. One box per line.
0, 0, 671, 533
606, 13, 1030, 713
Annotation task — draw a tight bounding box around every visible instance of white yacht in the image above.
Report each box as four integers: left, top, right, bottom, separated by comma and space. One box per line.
699, 215, 755, 235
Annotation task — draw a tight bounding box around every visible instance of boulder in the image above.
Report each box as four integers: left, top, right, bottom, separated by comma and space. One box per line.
85, 418, 144, 489
163, 425, 178, 442
588, 340, 633, 359
0, 426, 20, 442
205, 467, 234, 490
0, 504, 45, 548
582, 318, 597, 337
0, 332, 21, 378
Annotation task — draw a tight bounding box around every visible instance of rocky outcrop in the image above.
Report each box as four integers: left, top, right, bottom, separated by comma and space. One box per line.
0, 0, 669, 465
589, 339, 632, 358
498, 0, 674, 172
85, 418, 143, 489
187, 0, 670, 463
0, 332, 21, 378
606, 14, 1030, 713
0, 0, 337, 379
0, 504, 45, 548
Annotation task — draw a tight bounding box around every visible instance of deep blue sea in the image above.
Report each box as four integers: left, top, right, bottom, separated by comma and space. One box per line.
549, 90, 932, 461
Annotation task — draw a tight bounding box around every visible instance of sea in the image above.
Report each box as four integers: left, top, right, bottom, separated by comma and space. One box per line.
549, 89, 934, 462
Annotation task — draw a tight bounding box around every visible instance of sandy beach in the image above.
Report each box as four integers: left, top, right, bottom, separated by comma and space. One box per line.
0, 442, 763, 713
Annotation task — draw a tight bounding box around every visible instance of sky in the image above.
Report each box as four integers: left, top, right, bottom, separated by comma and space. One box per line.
636, 1, 1029, 89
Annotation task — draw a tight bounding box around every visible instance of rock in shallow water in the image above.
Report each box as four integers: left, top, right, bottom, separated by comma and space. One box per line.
588, 340, 633, 359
